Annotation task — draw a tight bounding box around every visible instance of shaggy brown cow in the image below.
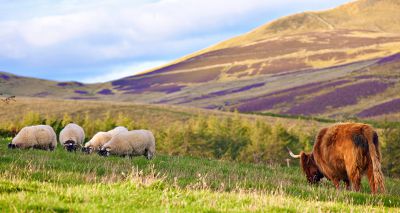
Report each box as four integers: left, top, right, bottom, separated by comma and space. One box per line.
288, 123, 385, 193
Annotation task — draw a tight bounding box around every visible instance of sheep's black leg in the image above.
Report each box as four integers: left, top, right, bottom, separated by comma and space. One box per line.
145, 150, 153, 160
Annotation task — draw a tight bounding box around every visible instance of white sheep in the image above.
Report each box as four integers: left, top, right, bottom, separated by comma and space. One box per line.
8, 125, 57, 150
82, 126, 128, 154
98, 130, 155, 159
59, 123, 85, 152
108, 126, 128, 137
82, 131, 112, 154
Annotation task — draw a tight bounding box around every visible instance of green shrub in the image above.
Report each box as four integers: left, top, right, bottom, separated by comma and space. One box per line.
0, 110, 316, 165
381, 125, 400, 177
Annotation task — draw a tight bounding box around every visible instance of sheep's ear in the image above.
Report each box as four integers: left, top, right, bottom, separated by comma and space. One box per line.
105, 147, 111, 151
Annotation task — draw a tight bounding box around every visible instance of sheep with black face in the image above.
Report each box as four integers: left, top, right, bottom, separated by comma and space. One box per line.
82, 132, 112, 154
82, 126, 128, 154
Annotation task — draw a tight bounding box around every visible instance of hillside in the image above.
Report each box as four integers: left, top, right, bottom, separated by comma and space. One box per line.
0, 71, 112, 100
214, 0, 400, 48
1, 98, 400, 211
0, 97, 326, 130
0, 139, 399, 211
2, 0, 400, 120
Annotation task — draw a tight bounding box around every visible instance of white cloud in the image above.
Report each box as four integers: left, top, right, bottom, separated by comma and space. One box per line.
0, 0, 351, 82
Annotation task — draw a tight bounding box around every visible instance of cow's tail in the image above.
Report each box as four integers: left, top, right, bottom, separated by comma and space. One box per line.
365, 127, 385, 193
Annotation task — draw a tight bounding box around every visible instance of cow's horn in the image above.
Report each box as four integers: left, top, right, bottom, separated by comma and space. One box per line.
287, 147, 301, 158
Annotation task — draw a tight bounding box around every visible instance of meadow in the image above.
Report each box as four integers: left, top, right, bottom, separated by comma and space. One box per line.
1, 98, 400, 212
1, 138, 400, 212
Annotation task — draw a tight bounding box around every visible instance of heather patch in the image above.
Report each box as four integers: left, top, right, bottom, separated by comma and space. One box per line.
286, 81, 392, 115
378, 53, 400, 65
357, 99, 400, 117
74, 90, 88, 95
210, 83, 265, 96
57, 82, 84, 87
236, 80, 350, 112
0, 74, 10, 80
97, 89, 114, 95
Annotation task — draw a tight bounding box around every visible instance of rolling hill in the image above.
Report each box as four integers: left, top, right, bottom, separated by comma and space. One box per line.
2, 0, 400, 120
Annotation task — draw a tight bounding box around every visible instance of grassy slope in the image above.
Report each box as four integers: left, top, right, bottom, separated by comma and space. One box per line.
0, 97, 326, 131
0, 71, 108, 99
0, 138, 399, 212
213, 0, 400, 48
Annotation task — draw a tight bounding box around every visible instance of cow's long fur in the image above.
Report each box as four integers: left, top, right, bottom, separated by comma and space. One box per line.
296, 123, 385, 193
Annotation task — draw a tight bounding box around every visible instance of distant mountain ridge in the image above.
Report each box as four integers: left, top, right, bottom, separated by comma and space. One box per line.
214, 0, 400, 49
2, 0, 400, 120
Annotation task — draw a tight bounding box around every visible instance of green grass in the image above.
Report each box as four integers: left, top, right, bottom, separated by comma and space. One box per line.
1, 138, 400, 212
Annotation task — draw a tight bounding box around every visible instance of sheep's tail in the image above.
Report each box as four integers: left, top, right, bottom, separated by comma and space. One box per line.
366, 128, 385, 193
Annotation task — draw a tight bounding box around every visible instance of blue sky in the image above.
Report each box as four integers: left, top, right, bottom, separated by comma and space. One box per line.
0, 0, 350, 83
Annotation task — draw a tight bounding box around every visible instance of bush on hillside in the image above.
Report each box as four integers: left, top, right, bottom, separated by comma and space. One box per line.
381, 124, 400, 177
0, 110, 314, 165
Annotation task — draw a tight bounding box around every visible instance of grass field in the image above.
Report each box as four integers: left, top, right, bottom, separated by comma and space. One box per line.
1, 98, 400, 212
1, 138, 400, 212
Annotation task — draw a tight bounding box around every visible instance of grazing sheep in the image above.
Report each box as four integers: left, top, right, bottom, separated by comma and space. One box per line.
98, 130, 155, 159
8, 125, 57, 150
82, 132, 112, 154
108, 126, 128, 137
59, 123, 85, 152
82, 126, 128, 154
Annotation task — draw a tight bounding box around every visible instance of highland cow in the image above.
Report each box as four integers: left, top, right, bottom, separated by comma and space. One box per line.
288, 123, 385, 193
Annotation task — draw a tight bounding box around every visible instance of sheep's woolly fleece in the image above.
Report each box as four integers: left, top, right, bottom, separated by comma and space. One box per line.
83, 126, 128, 153
11, 125, 57, 150
108, 126, 128, 137
59, 123, 85, 146
101, 130, 155, 159
84, 131, 112, 151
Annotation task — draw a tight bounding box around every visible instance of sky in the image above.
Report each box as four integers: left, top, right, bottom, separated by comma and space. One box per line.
0, 0, 351, 83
